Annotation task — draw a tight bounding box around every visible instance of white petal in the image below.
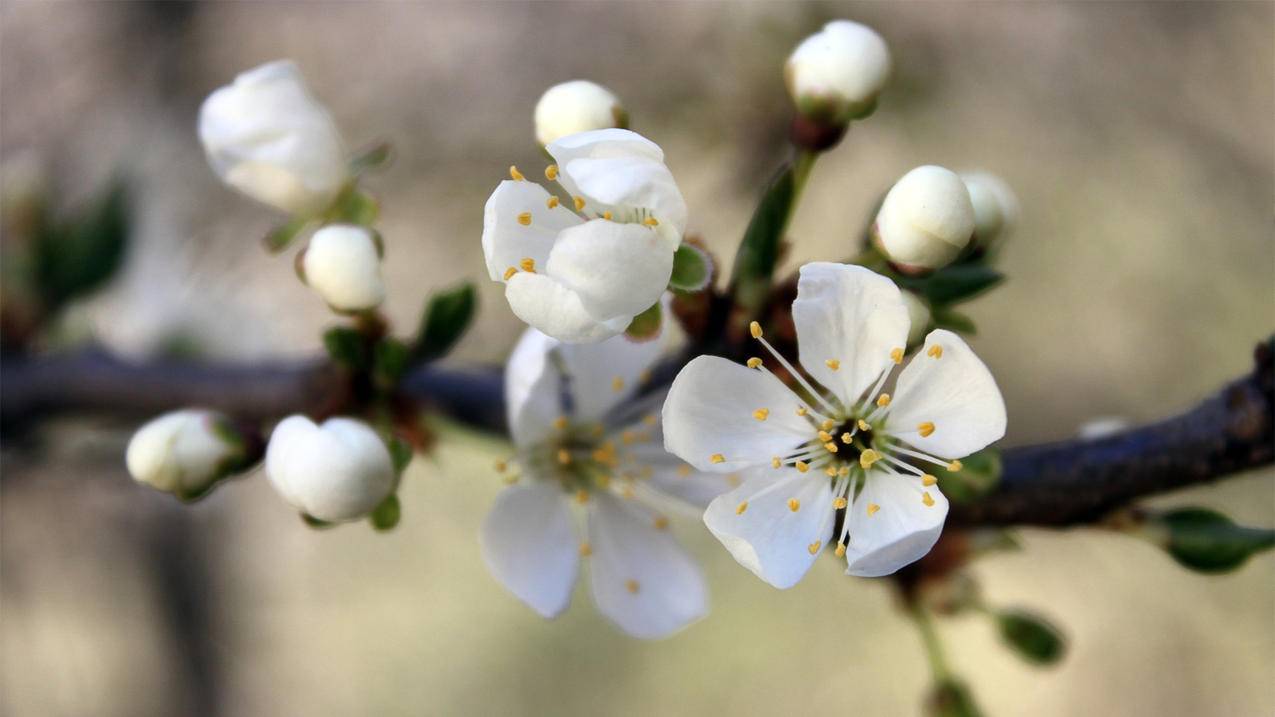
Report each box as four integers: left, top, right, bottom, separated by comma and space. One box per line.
843, 471, 948, 577
558, 157, 687, 237
622, 441, 740, 510
545, 220, 674, 322
792, 262, 910, 407
505, 272, 628, 343
546, 128, 664, 165
482, 180, 583, 282
885, 329, 1007, 458
264, 416, 396, 522
662, 356, 811, 472
703, 468, 834, 589
504, 328, 564, 447
587, 492, 707, 639
303, 224, 385, 311
555, 331, 667, 423
480, 483, 580, 618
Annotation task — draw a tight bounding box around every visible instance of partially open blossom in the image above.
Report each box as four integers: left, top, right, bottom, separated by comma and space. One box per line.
662, 263, 1005, 587
785, 20, 891, 125
126, 409, 254, 501
961, 171, 1019, 251
482, 325, 733, 638
482, 129, 688, 343
534, 80, 628, 146
300, 224, 385, 312
199, 60, 348, 216
873, 165, 975, 273
265, 416, 396, 522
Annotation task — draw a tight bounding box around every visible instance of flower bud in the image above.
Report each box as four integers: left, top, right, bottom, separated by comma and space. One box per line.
265, 415, 396, 522
299, 224, 385, 312
785, 20, 890, 125
126, 409, 256, 501
873, 165, 975, 273
961, 171, 1018, 251
901, 290, 932, 346
199, 60, 348, 216
533, 80, 627, 146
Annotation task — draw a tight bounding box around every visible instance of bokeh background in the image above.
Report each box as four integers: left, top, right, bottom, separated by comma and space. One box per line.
2, 2, 1272, 715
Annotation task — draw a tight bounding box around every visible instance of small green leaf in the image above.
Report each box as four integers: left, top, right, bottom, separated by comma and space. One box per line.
263, 215, 310, 254
899, 264, 1004, 306
669, 243, 712, 292
729, 163, 798, 313
388, 437, 413, 475
323, 326, 369, 371
369, 493, 401, 532
325, 188, 380, 226
301, 513, 336, 530
934, 448, 1001, 503
624, 301, 662, 341
372, 337, 410, 388
349, 142, 392, 175
35, 179, 129, 311
1157, 508, 1275, 574
414, 282, 477, 361
994, 609, 1066, 666
925, 679, 983, 717
932, 307, 977, 335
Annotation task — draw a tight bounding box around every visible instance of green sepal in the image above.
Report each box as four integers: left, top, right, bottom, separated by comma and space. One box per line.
369, 494, 401, 532
323, 326, 370, 371
897, 264, 1004, 306
729, 163, 797, 312
324, 187, 380, 226
1156, 507, 1275, 574
932, 307, 977, 335
669, 243, 712, 293
301, 513, 336, 530
388, 436, 413, 475
413, 282, 477, 362
264, 215, 311, 254
34, 179, 129, 312
925, 679, 983, 717
994, 609, 1066, 666
372, 337, 411, 389
934, 448, 1001, 503
349, 142, 392, 176
624, 301, 663, 341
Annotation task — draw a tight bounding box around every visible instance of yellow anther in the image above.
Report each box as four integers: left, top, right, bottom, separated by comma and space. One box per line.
558, 449, 573, 465
825, 359, 841, 371
833, 497, 848, 510
509, 165, 525, 181
824, 465, 837, 477
824, 442, 838, 453
838, 465, 850, 477
922, 492, 936, 507
835, 543, 847, 557
771, 456, 781, 469
821, 419, 835, 431
573, 196, 585, 211
807, 541, 821, 555
620, 430, 640, 445
710, 453, 725, 464
747, 357, 763, 369
753, 408, 770, 421
546, 196, 560, 209
677, 464, 693, 478
857, 419, 870, 432
948, 460, 963, 472
922, 474, 938, 486
643, 413, 658, 426
867, 503, 881, 516
928, 345, 944, 359
602, 210, 613, 221
818, 430, 833, 442
625, 579, 640, 594
876, 393, 891, 407
621, 486, 636, 499
579, 542, 592, 557
519, 257, 536, 273
591, 447, 614, 464
841, 432, 854, 444
553, 416, 569, 431
575, 488, 589, 504
654, 516, 670, 530
642, 217, 659, 227
596, 474, 611, 488
544, 164, 559, 181
795, 461, 810, 473
503, 266, 518, 281
859, 449, 882, 470
611, 376, 625, 392
890, 347, 904, 364
516, 211, 532, 226
495, 460, 508, 473
917, 422, 936, 438
787, 498, 801, 512
639, 369, 652, 384
503, 473, 519, 485
796, 406, 808, 417
749, 321, 763, 339
736, 501, 749, 515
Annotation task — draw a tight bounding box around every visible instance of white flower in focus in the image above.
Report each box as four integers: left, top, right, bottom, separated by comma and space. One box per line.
482, 326, 731, 638
961, 171, 1019, 251
482, 129, 688, 343
534, 80, 628, 146
199, 60, 348, 216
126, 409, 247, 500
900, 290, 932, 347
662, 263, 1005, 587
300, 224, 385, 312
785, 20, 891, 124
265, 416, 396, 522
873, 165, 975, 273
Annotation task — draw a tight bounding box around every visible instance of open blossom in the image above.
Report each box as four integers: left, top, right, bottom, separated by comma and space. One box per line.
300, 224, 386, 312
482, 128, 688, 343
786, 20, 891, 124
199, 60, 348, 216
126, 409, 252, 501
482, 325, 734, 638
662, 263, 1005, 587
265, 416, 397, 522
534, 80, 627, 146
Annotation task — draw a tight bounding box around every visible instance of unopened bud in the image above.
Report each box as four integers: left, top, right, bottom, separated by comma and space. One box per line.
265, 415, 397, 522
533, 80, 627, 146
301, 224, 386, 312
961, 171, 1018, 252
872, 165, 975, 273
126, 409, 258, 501
785, 20, 890, 126
901, 290, 932, 347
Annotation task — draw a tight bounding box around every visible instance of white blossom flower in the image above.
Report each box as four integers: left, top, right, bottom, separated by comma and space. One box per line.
199, 60, 348, 216
482, 326, 733, 638
662, 263, 1005, 587
785, 20, 891, 124
534, 80, 628, 146
482, 129, 688, 343
126, 409, 249, 501
961, 171, 1019, 251
300, 224, 385, 312
265, 415, 396, 522
873, 165, 976, 273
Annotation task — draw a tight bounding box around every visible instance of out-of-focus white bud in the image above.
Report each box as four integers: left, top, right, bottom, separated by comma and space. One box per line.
265, 416, 396, 522
961, 171, 1019, 251
534, 80, 627, 146
785, 20, 890, 125
299, 224, 385, 312
901, 290, 932, 346
1077, 416, 1129, 440
873, 165, 975, 273
199, 60, 348, 216
126, 409, 251, 501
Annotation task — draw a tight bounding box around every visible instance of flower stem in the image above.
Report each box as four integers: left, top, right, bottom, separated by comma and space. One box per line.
911, 604, 952, 682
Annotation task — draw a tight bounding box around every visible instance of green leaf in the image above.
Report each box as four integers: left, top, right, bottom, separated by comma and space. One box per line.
325, 188, 380, 226
414, 282, 477, 361
624, 301, 662, 341
35, 179, 129, 311
994, 609, 1066, 666
263, 215, 310, 254
1157, 508, 1275, 574
933, 447, 1001, 503
349, 142, 393, 175
932, 307, 977, 335
728, 163, 798, 312
925, 679, 983, 717
669, 243, 712, 292
372, 337, 410, 388
388, 437, 414, 475
323, 326, 369, 371
899, 264, 1004, 306
369, 493, 401, 532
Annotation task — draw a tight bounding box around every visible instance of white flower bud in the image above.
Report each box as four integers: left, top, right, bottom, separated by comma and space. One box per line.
901, 290, 932, 346
873, 165, 975, 272
199, 60, 348, 216
961, 171, 1019, 251
126, 409, 246, 500
265, 415, 396, 522
533, 80, 627, 146
785, 20, 891, 124
300, 224, 385, 312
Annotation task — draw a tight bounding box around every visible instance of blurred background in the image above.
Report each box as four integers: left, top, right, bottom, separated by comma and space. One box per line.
1, 2, 1272, 715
